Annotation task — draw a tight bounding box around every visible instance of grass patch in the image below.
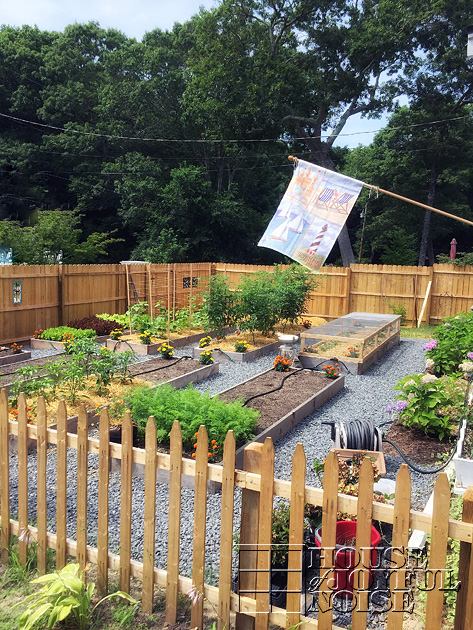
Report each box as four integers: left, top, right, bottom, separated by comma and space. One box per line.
400, 324, 438, 339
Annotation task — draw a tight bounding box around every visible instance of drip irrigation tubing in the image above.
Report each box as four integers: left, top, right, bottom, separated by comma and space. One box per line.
242, 368, 307, 407
131, 355, 193, 377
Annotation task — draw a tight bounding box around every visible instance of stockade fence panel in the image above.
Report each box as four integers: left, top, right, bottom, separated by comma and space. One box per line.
3, 262, 473, 345
1, 390, 473, 630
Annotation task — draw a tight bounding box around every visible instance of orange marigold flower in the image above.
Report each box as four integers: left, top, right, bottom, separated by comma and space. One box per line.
211, 439, 216, 444
208, 452, 211, 458
213, 444, 218, 449
193, 443, 197, 448
192, 453, 196, 458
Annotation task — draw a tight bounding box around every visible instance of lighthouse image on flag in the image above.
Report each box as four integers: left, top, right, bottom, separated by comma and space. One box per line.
258, 160, 363, 271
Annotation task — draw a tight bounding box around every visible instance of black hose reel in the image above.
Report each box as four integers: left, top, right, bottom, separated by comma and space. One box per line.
323, 419, 384, 453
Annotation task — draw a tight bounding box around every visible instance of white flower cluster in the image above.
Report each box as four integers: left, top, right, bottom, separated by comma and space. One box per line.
420, 374, 438, 384
459, 361, 473, 373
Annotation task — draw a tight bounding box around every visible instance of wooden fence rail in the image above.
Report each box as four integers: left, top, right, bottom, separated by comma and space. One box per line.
1, 390, 473, 629
2, 261, 473, 345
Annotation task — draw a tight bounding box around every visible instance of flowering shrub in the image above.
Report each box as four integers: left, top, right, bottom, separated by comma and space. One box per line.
32, 329, 43, 339
11, 343, 23, 354
234, 339, 250, 353
199, 335, 212, 348
199, 350, 214, 365
424, 312, 473, 375
301, 319, 312, 329
139, 331, 153, 345
110, 329, 123, 341
387, 373, 465, 439
322, 363, 340, 379
158, 342, 174, 359
273, 355, 291, 372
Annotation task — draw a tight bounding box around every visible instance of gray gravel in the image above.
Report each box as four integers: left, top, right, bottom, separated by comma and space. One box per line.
8, 337, 434, 627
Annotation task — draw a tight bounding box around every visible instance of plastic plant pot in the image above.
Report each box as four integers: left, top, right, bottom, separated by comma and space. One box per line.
314, 520, 381, 598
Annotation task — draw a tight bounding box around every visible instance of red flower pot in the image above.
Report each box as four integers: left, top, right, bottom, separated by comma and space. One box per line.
314, 520, 381, 598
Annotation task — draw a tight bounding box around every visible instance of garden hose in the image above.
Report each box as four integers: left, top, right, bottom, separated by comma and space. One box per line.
207, 348, 237, 363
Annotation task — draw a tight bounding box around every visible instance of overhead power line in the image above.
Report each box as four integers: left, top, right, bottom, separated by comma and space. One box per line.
0, 111, 470, 145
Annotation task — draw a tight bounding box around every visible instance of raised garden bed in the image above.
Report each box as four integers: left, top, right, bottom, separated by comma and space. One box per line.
0, 347, 31, 366
299, 312, 401, 375
30, 335, 109, 350
8, 356, 219, 453
191, 339, 288, 362
0, 354, 71, 390
106, 327, 235, 354
217, 367, 344, 468
107, 367, 344, 491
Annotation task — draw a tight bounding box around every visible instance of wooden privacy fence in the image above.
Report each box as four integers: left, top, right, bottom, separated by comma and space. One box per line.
214, 263, 473, 326
2, 390, 473, 629
2, 262, 473, 344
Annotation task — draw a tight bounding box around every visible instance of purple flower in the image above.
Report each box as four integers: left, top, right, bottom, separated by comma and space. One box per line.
468, 352, 473, 360
386, 405, 394, 413
423, 339, 437, 351
395, 400, 408, 412
444, 322, 452, 328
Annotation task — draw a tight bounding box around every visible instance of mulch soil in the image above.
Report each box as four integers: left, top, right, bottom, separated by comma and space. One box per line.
219, 368, 332, 431
0, 353, 72, 386
382, 422, 456, 465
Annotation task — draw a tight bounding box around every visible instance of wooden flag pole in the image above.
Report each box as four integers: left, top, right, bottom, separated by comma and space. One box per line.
288, 155, 473, 228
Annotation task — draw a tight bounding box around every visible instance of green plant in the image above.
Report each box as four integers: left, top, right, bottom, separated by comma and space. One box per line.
110, 329, 123, 341
388, 373, 464, 439
199, 350, 214, 365
271, 265, 319, 330
344, 346, 359, 358
96, 312, 129, 327
385, 299, 408, 325
91, 347, 119, 394
126, 302, 152, 334
125, 383, 258, 446
11, 343, 23, 354
40, 326, 95, 341
273, 355, 291, 372
424, 312, 473, 376
139, 330, 152, 345
9, 366, 49, 407
14, 563, 136, 630
322, 363, 340, 379
199, 335, 212, 348
57, 356, 88, 404
237, 270, 279, 338
234, 339, 249, 352
202, 275, 236, 337
158, 342, 174, 359
61, 333, 75, 355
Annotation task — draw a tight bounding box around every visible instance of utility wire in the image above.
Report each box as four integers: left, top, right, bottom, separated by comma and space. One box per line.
0, 111, 470, 145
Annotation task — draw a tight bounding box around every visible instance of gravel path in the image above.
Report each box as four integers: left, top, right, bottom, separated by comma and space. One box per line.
8, 338, 434, 628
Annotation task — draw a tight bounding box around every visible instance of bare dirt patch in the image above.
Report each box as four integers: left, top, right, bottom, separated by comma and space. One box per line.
382, 422, 455, 465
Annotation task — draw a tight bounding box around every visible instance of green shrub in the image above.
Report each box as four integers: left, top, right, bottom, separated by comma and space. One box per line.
424, 312, 473, 375
40, 326, 95, 341
202, 275, 236, 336
272, 265, 319, 329
125, 383, 259, 446
388, 373, 464, 439
237, 270, 279, 336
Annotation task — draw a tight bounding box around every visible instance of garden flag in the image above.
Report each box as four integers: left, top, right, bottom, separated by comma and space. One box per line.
258, 159, 363, 272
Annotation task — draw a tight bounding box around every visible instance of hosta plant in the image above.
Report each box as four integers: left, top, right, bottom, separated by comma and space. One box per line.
14, 563, 136, 630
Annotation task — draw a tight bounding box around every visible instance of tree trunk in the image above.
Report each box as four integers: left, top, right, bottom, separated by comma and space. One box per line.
418, 161, 438, 266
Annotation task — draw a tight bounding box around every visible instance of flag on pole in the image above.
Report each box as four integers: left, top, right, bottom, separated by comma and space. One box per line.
258, 159, 363, 271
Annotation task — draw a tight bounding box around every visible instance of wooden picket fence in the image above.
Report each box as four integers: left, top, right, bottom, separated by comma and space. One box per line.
1, 390, 473, 629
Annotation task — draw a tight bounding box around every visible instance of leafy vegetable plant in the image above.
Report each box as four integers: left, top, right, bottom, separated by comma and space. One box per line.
125, 383, 258, 447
